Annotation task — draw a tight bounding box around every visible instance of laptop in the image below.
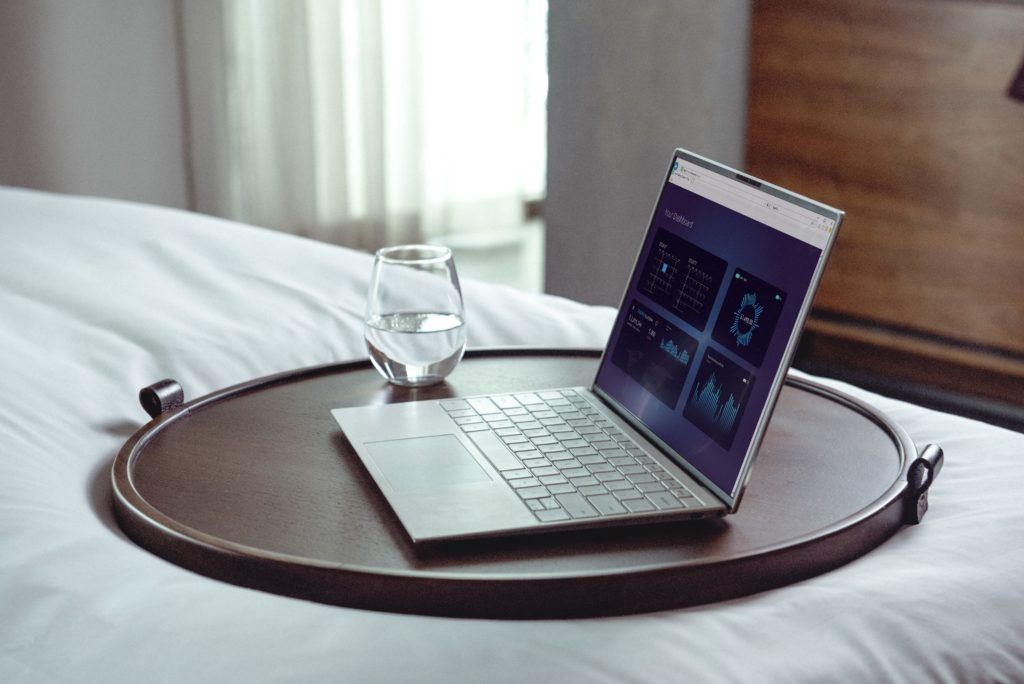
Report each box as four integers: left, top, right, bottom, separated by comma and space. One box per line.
332, 147, 843, 543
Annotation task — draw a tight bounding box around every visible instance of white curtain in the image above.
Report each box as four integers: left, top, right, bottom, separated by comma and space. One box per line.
180, 0, 546, 251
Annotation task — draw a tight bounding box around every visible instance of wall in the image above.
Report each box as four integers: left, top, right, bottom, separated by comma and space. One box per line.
0, 0, 188, 209
545, 0, 752, 305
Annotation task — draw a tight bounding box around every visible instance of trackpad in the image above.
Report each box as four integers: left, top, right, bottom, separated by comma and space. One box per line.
363, 434, 492, 492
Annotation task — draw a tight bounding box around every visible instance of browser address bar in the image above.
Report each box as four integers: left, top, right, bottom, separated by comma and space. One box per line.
669, 166, 831, 247
686, 169, 812, 225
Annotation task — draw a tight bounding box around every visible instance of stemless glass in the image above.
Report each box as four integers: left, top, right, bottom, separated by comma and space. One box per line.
364, 245, 466, 387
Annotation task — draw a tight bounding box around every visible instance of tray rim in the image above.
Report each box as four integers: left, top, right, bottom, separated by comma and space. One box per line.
113, 347, 914, 583
112, 348, 919, 617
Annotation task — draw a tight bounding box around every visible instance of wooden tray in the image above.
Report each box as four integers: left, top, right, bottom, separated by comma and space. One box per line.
113, 349, 925, 618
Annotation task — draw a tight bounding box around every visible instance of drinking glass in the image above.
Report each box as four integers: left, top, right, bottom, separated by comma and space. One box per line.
364, 245, 466, 387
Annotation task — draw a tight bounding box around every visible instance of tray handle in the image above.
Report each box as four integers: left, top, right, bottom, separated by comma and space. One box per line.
139, 379, 184, 418
904, 443, 944, 524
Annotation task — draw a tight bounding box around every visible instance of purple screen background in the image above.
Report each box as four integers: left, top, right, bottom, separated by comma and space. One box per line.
594, 173, 823, 496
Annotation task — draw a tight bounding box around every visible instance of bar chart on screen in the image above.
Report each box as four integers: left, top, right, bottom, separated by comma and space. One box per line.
640, 228, 726, 331
683, 349, 754, 448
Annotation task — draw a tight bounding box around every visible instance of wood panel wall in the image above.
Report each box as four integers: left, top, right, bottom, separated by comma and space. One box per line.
746, 0, 1024, 418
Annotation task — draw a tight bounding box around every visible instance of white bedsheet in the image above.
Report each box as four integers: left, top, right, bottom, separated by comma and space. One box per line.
2, 185, 1022, 683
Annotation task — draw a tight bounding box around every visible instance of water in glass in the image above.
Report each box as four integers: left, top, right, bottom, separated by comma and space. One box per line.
364, 245, 466, 386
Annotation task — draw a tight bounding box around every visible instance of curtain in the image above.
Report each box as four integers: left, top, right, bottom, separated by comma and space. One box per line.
180, 0, 546, 251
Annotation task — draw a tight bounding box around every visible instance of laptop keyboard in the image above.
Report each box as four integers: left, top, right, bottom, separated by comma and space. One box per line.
440, 389, 701, 523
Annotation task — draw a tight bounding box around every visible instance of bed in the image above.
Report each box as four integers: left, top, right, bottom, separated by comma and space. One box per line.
3, 184, 1022, 682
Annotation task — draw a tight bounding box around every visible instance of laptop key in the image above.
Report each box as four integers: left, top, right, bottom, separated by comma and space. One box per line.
623, 498, 657, 513
672, 488, 697, 501
493, 395, 520, 409
466, 429, 522, 471
535, 508, 571, 522
588, 494, 627, 516
647, 491, 686, 509
440, 399, 471, 411
555, 493, 599, 519
547, 451, 575, 462
516, 486, 550, 499
509, 477, 541, 489
468, 397, 500, 414
555, 459, 583, 471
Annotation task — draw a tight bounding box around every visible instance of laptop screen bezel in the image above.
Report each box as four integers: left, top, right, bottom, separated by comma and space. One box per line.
590, 147, 843, 511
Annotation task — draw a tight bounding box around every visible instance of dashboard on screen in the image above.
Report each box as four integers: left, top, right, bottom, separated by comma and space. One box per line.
593, 152, 839, 504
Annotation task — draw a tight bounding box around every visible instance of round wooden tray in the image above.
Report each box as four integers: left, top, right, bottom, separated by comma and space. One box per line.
113, 349, 920, 618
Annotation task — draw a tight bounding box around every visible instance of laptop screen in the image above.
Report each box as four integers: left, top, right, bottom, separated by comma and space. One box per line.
592, 149, 841, 507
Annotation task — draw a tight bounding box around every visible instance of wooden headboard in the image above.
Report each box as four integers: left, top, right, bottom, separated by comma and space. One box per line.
746, 0, 1024, 426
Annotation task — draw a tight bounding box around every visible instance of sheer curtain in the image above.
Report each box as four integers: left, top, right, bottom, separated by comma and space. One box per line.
180, 0, 546, 251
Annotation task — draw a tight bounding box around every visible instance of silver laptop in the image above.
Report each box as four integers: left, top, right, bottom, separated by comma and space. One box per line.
333, 147, 843, 543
